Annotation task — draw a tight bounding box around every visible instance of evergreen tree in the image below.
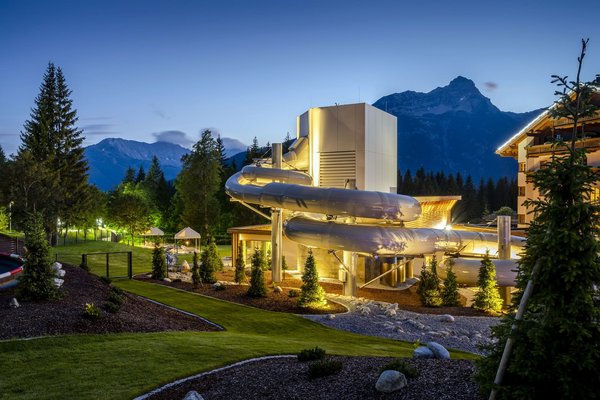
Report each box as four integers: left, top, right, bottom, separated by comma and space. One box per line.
473, 252, 502, 313
192, 251, 201, 287
199, 240, 218, 284
298, 250, 326, 308
151, 242, 166, 280
247, 248, 267, 297
122, 167, 136, 185
441, 262, 460, 307
416, 257, 442, 307
176, 129, 222, 243
234, 244, 246, 284
244, 136, 261, 166
135, 165, 145, 183
16, 212, 58, 300
477, 40, 600, 399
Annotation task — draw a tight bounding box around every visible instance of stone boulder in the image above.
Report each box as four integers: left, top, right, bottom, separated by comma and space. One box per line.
375, 370, 407, 393
181, 260, 191, 273
273, 286, 282, 293
9, 298, 19, 308
439, 314, 455, 323
182, 391, 204, 400
427, 342, 450, 359
413, 346, 435, 358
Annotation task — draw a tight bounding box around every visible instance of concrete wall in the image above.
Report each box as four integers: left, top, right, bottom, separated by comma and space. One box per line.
365, 104, 397, 193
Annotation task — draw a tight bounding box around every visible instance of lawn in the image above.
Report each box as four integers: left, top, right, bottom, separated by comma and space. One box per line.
1, 242, 475, 399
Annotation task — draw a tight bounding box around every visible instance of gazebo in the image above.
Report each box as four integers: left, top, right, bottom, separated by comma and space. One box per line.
174, 227, 201, 252
141, 227, 165, 246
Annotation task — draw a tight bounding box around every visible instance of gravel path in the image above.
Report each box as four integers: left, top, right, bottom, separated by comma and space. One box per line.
303, 294, 500, 354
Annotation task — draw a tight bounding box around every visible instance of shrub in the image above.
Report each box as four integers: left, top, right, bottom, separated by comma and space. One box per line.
151, 243, 167, 280
100, 276, 112, 285
307, 359, 343, 379
298, 346, 326, 362
111, 285, 124, 296
234, 243, 246, 284
192, 251, 201, 287
298, 250, 326, 308
17, 212, 59, 301
416, 257, 441, 307
288, 289, 299, 298
247, 249, 267, 297
104, 301, 121, 313
473, 252, 502, 313
441, 262, 460, 307
200, 240, 220, 284
84, 303, 102, 320
380, 359, 419, 379
107, 291, 123, 306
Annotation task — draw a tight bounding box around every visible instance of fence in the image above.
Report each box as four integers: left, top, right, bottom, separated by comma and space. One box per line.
80, 251, 133, 279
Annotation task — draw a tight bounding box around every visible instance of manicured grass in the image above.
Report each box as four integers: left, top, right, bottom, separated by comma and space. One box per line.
0, 279, 475, 399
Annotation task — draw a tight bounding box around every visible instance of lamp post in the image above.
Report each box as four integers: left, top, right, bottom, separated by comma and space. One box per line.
8, 201, 13, 233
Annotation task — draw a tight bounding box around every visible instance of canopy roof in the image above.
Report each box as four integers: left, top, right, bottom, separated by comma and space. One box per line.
174, 227, 201, 239
141, 227, 165, 236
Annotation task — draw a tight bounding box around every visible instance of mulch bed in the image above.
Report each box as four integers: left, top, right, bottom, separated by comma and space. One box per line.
140, 269, 488, 317
0, 264, 219, 340
147, 355, 480, 400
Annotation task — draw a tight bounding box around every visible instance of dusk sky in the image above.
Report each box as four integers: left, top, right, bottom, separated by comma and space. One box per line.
1, 0, 599, 156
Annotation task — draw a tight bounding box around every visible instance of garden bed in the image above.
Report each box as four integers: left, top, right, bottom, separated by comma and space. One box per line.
147, 355, 480, 400
0, 264, 219, 340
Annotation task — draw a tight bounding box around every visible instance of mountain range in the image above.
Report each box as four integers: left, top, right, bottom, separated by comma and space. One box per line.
85, 76, 543, 190
372, 76, 542, 180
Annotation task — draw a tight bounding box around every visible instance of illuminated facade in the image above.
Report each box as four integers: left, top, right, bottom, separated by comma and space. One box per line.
496, 90, 600, 228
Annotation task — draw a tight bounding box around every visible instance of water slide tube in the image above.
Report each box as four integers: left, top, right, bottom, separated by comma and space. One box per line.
226, 164, 525, 286
0, 253, 24, 290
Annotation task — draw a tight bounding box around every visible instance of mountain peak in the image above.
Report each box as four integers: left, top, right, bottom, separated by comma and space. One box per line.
448, 76, 475, 88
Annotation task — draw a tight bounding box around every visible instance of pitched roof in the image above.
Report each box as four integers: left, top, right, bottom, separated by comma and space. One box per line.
141, 227, 165, 236
174, 227, 201, 239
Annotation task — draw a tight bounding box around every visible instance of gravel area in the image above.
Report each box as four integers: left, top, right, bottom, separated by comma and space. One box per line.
145, 355, 481, 400
303, 294, 500, 354
0, 264, 220, 340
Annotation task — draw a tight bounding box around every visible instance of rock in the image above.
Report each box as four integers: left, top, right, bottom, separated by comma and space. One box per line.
385, 308, 397, 317
55, 269, 66, 278
53, 278, 64, 288
146, 273, 153, 278
163, 278, 172, 283
326, 314, 336, 320
182, 390, 204, 400
375, 370, 407, 393
427, 342, 451, 359
357, 306, 371, 316
181, 260, 191, 273
439, 314, 455, 323
383, 321, 395, 330
52, 262, 63, 271
413, 346, 435, 358
212, 282, 222, 289
427, 331, 444, 338
9, 298, 19, 308
394, 326, 404, 333
273, 286, 282, 293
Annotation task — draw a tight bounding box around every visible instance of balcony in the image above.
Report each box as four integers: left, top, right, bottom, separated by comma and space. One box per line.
526, 136, 600, 157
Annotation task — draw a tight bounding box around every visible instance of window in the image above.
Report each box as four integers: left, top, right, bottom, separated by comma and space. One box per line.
518, 186, 526, 197
589, 187, 600, 203
518, 162, 526, 172
518, 214, 526, 224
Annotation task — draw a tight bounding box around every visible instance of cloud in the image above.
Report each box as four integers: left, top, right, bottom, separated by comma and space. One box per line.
484, 81, 498, 91
81, 124, 118, 135
150, 103, 170, 120
152, 130, 194, 147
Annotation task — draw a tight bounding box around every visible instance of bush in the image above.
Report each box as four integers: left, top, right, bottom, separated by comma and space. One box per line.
380, 359, 419, 379
298, 250, 326, 308
247, 249, 267, 297
307, 359, 343, 379
298, 346, 326, 362
234, 243, 246, 284
416, 257, 441, 307
288, 289, 299, 298
200, 239, 220, 284
441, 263, 460, 307
104, 301, 121, 313
473, 252, 502, 313
84, 303, 102, 320
111, 285, 124, 296
151, 243, 167, 280
100, 276, 112, 285
107, 291, 123, 306
17, 212, 59, 301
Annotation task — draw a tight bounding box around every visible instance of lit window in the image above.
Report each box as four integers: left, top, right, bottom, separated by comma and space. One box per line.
518, 186, 526, 197
518, 214, 526, 224
518, 162, 526, 172
589, 187, 600, 203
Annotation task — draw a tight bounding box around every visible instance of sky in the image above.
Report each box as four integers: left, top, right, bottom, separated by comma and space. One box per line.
1, 0, 599, 156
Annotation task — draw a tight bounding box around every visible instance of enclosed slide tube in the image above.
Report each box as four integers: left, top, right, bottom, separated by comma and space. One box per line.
226, 164, 525, 286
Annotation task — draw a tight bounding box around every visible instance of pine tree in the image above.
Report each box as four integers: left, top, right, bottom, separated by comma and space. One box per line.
192, 251, 201, 287
247, 248, 267, 297
199, 241, 218, 284
298, 250, 326, 308
473, 252, 502, 313
441, 262, 460, 307
416, 257, 442, 307
135, 165, 146, 183
123, 167, 136, 184
477, 40, 600, 399
151, 242, 166, 280
234, 243, 246, 284
16, 212, 58, 300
